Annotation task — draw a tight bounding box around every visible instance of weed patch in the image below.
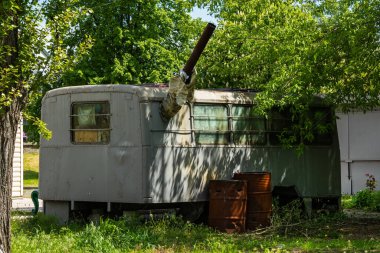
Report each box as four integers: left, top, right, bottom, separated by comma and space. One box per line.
11, 211, 380, 252
346, 189, 380, 211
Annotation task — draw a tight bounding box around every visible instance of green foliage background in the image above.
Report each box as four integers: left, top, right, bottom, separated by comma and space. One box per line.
194, 0, 380, 147
24, 0, 205, 143
197, 0, 380, 113
23, 0, 380, 144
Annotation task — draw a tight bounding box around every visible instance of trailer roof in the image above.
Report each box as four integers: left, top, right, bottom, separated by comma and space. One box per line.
43, 84, 257, 104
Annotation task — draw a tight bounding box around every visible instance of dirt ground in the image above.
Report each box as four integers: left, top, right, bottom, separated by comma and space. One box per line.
339, 210, 380, 239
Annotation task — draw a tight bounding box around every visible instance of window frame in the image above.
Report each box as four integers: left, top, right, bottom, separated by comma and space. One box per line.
192, 103, 230, 145
267, 106, 334, 147
192, 103, 267, 146
70, 101, 111, 145
231, 105, 267, 146
267, 107, 297, 146
305, 106, 334, 146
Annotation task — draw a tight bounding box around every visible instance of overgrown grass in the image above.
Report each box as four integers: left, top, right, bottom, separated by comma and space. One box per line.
16, 150, 380, 251
342, 191, 380, 211
11, 211, 380, 252
341, 195, 355, 209
23, 150, 39, 187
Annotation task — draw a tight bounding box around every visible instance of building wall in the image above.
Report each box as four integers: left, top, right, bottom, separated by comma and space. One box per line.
12, 121, 23, 197
336, 110, 380, 194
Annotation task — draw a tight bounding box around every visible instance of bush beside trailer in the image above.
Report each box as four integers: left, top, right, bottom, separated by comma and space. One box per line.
40, 84, 341, 223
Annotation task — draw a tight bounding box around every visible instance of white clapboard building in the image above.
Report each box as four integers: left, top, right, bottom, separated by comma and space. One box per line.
336, 110, 380, 195
12, 121, 23, 197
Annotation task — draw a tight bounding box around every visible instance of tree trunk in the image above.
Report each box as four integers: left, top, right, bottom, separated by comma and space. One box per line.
0, 106, 23, 253
0, 1, 26, 252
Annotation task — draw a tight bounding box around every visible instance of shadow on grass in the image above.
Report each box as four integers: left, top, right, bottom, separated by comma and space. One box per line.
24, 170, 38, 187
24, 170, 38, 181
11, 212, 380, 252
12, 214, 220, 252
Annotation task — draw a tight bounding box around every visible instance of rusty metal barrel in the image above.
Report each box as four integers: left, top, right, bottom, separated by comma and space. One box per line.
208, 180, 247, 233
233, 172, 272, 230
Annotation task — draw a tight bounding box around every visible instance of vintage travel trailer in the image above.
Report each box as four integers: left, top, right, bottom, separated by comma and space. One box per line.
40, 84, 341, 222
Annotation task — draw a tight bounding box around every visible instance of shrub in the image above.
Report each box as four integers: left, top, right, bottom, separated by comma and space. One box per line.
371, 191, 380, 212
341, 195, 355, 209
352, 189, 374, 209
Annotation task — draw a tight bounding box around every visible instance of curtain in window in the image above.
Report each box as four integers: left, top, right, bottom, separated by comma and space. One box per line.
194, 105, 229, 144
77, 104, 96, 128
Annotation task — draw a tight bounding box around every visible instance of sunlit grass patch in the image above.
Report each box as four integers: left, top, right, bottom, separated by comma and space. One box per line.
23, 151, 39, 187
11, 212, 380, 253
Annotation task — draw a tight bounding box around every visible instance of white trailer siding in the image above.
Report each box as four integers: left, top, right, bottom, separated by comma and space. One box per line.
336, 110, 380, 194
12, 120, 23, 197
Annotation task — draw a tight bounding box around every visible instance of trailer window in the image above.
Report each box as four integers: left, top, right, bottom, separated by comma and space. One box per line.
71, 102, 110, 144
268, 108, 297, 145
193, 104, 229, 144
307, 107, 333, 145
232, 106, 266, 145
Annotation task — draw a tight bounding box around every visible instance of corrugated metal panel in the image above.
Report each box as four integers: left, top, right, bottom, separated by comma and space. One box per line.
13, 165, 21, 170
12, 168, 21, 173
12, 191, 21, 196
13, 157, 21, 163
12, 182, 22, 193
14, 153, 21, 159
13, 169, 21, 174
12, 181, 21, 187
12, 119, 23, 197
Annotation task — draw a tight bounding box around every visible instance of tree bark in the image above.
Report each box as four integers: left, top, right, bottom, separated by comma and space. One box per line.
0, 1, 27, 252
0, 105, 23, 253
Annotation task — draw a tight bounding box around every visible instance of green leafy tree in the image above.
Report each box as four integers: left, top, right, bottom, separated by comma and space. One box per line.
24, 0, 204, 143
1, 0, 202, 248
53, 0, 203, 85
196, 0, 380, 144
198, 0, 380, 107
0, 0, 91, 251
